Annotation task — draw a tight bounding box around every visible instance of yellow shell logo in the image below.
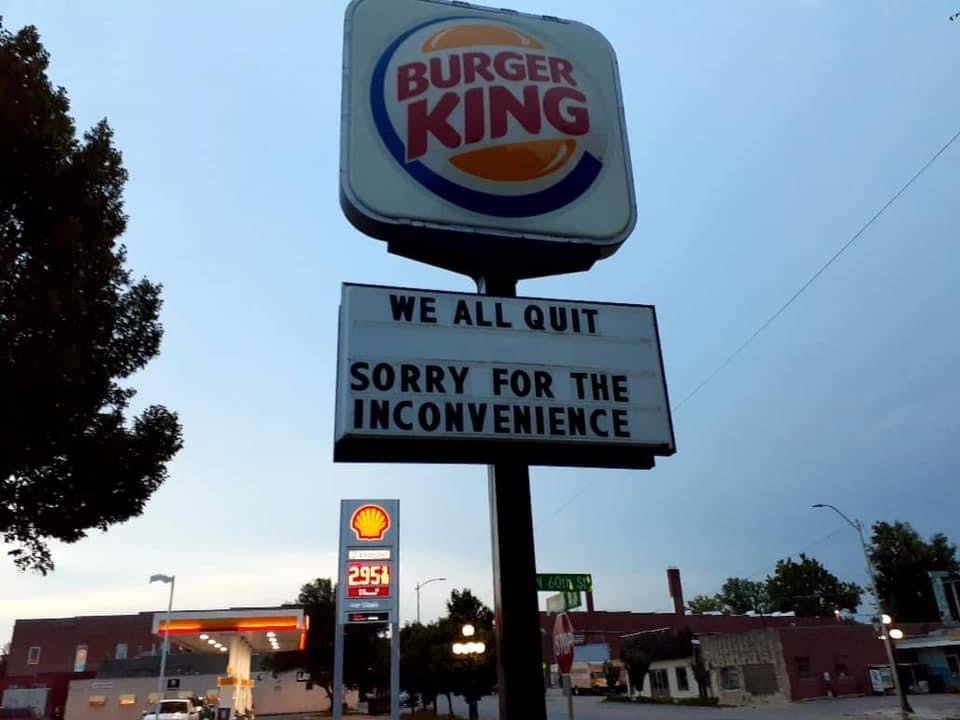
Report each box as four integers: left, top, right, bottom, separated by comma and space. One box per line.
351, 504, 391, 541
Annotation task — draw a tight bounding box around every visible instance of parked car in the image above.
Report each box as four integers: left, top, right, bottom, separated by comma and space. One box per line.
142, 699, 200, 720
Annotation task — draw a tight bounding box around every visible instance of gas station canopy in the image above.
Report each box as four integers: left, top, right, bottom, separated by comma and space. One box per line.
151, 608, 306, 654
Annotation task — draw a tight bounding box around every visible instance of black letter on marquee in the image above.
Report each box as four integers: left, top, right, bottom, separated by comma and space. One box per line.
548, 406, 565, 435
445, 402, 464, 432
353, 399, 364, 429
389, 295, 416, 322
582, 308, 599, 334
612, 409, 630, 438
492, 367, 509, 396
589, 409, 609, 437
420, 296, 438, 323
350, 362, 370, 391
393, 401, 414, 431
524, 304, 545, 330
493, 404, 511, 433
449, 366, 469, 394
567, 407, 586, 436
468, 403, 488, 432
453, 300, 473, 325
419, 402, 441, 431
612, 375, 629, 403
570, 372, 588, 400
370, 400, 390, 430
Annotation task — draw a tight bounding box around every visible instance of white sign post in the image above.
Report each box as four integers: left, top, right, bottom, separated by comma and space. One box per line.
335, 284, 675, 468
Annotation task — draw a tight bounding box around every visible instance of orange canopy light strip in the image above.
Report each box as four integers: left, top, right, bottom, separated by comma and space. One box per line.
159, 618, 301, 634
299, 631, 306, 650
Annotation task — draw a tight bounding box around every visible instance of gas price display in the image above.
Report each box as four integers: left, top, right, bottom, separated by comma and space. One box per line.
346, 560, 392, 598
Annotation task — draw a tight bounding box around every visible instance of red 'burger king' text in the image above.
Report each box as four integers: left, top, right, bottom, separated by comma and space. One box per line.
396, 51, 590, 161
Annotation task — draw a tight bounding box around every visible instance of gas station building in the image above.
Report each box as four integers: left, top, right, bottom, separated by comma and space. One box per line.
2, 607, 361, 720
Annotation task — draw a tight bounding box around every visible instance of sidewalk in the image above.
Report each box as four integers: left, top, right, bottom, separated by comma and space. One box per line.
859, 702, 960, 720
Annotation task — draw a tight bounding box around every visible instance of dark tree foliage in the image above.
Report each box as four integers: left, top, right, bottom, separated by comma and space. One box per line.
400, 589, 496, 720
766, 554, 861, 617
0, 20, 182, 572
263, 578, 381, 701
620, 644, 651, 696
720, 577, 769, 615
686, 594, 726, 615
870, 521, 960, 622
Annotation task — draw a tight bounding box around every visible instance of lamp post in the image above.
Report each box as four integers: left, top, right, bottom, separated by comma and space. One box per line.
452, 625, 486, 720
414, 577, 446, 624
812, 504, 912, 716
150, 574, 176, 720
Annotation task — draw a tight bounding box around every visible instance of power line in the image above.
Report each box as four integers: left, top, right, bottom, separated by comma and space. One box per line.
546, 126, 960, 521
672, 126, 960, 412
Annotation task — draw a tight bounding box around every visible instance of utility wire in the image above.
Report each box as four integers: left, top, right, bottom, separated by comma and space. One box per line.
546, 127, 960, 520
672, 126, 960, 412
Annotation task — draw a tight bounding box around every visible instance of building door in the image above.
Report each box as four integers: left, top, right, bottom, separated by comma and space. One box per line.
650, 668, 670, 698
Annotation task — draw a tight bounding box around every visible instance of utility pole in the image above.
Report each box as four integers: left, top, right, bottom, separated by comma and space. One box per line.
812, 505, 912, 717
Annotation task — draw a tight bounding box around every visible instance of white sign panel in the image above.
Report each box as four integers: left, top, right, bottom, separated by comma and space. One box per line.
340, 0, 637, 279
334, 284, 675, 469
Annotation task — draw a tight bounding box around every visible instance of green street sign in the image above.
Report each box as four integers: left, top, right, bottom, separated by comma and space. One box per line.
563, 591, 582, 610
537, 573, 593, 593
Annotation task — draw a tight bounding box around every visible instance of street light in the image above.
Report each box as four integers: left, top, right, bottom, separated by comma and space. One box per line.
812, 504, 912, 716
414, 577, 447, 624
149, 574, 176, 720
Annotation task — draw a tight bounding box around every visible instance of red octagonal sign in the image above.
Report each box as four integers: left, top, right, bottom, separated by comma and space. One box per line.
553, 612, 575, 675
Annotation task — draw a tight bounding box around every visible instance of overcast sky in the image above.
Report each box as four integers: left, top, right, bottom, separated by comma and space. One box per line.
2, 1, 959, 646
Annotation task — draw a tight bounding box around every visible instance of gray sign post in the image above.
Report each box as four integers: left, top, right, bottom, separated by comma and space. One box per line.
333, 499, 399, 720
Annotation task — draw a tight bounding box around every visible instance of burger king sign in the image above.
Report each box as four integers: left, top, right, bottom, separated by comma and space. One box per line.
341, 0, 636, 279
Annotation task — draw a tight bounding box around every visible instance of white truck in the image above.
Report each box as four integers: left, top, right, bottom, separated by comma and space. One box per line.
142, 699, 200, 720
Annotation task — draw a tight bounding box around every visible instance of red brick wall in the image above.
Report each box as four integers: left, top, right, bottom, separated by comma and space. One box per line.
7, 614, 157, 676
539, 611, 840, 663
777, 625, 887, 700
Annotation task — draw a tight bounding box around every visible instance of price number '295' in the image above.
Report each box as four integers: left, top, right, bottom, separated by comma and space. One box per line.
347, 561, 391, 587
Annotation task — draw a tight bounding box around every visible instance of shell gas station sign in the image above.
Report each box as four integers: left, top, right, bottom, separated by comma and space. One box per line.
333, 500, 400, 719
341, 0, 636, 278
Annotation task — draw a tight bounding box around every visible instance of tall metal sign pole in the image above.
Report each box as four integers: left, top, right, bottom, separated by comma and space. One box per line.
333, 500, 399, 720
478, 275, 547, 720
337, 1, 671, 718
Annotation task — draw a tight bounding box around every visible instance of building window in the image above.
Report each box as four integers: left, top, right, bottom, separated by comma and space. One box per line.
27, 646, 41, 665
74, 644, 88, 672
649, 668, 670, 697
796, 656, 812, 679
834, 656, 849, 678
720, 667, 741, 691
115, 643, 128, 660
675, 666, 690, 691
947, 655, 959, 678
118, 695, 136, 706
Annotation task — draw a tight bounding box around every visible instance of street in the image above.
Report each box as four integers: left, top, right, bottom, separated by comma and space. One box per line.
445, 692, 960, 720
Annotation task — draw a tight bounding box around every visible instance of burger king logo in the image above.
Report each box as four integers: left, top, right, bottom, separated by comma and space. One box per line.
371, 17, 607, 218
350, 503, 391, 541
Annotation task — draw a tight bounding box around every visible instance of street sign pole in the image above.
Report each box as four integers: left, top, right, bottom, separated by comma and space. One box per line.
479, 275, 547, 720
565, 674, 575, 720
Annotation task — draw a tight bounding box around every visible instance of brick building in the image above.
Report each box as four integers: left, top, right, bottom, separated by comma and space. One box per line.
1, 613, 162, 718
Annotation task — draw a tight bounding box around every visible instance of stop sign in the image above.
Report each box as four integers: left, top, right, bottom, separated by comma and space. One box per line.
553, 612, 575, 674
